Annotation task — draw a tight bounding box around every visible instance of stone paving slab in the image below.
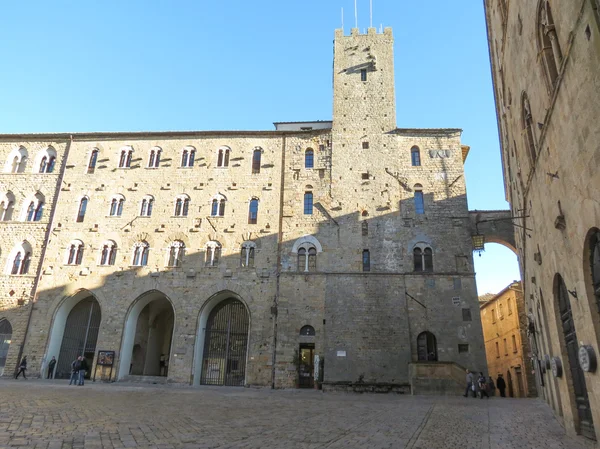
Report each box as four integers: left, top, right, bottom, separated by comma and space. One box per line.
0, 379, 591, 449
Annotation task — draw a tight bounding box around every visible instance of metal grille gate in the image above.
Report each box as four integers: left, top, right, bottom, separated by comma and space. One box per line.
0, 319, 12, 372
200, 299, 249, 386
56, 297, 101, 379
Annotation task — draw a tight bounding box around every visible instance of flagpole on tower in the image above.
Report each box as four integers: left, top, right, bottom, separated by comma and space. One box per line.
354, 0, 358, 29
370, 0, 373, 28
341, 7, 344, 31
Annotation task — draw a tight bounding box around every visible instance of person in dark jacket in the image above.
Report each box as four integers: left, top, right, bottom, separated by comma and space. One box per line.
478, 372, 489, 399
15, 356, 27, 379
496, 374, 507, 397
487, 376, 496, 396
69, 357, 81, 385
47, 356, 56, 379
78, 357, 89, 386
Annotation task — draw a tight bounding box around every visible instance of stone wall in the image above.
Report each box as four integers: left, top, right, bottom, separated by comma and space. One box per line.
485, 0, 600, 439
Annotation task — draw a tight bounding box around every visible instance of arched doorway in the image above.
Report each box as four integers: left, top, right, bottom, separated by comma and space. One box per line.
555, 274, 596, 440
299, 325, 316, 388
119, 291, 174, 379
417, 331, 437, 361
200, 298, 249, 386
55, 296, 101, 379
0, 319, 12, 376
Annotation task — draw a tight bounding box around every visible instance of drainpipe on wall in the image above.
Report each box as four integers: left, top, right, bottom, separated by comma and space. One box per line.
14, 134, 74, 377
271, 134, 287, 389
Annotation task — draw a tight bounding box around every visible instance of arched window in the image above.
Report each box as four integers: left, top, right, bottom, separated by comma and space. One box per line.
417, 331, 438, 361
297, 243, 317, 272
522, 93, 537, 164
100, 240, 118, 266
132, 241, 150, 266
300, 325, 315, 336
305, 148, 314, 169
24, 193, 44, 222
181, 147, 196, 168
411, 146, 421, 166
414, 184, 425, 214
304, 192, 313, 215
148, 147, 161, 168
211, 195, 226, 217
413, 244, 433, 272
362, 249, 371, 272
5, 147, 28, 173
206, 241, 221, 267
109, 195, 125, 217
67, 240, 85, 265
0, 192, 15, 221
248, 198, 259, 224
538, 1, 562, 90
241, 241, 256, 268
252, 148, 262, 174
9, 241, 32, 275
174, 195, 190, 217
87, 149, 99, 174
167, 240, 185, 267
217, 146, 230, 168
76, 197, 88, 223
37, 147, 57, 173
118, 147, 133, 168
140, 196, 154, 217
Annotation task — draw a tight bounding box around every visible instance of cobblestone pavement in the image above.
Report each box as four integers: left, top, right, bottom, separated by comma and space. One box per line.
0, 379, 592, 449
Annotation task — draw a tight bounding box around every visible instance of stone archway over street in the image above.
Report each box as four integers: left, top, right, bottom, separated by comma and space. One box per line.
469, 210, 517, 253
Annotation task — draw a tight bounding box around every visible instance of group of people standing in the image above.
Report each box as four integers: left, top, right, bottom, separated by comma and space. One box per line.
14, 355, 89, 385
464, 369, 507, 398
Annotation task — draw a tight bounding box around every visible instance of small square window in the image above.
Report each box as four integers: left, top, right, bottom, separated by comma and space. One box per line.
462, 308, 472, 321
362, 142, 369, 149
454, 277, 462, 290
361, 173, 369, 180
360, 69, 367, 82
458, 344, 469, 353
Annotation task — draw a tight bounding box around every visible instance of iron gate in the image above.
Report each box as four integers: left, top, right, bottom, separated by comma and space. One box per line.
56, 297, 101, 379
200, 299, 249, 386
0, 319, 12, 373
558, 276, 596, 440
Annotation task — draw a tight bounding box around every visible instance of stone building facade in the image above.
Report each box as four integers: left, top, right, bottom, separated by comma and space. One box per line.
0, 27, 486, 391
485, 0, 600, 441
480, 281, 537, 397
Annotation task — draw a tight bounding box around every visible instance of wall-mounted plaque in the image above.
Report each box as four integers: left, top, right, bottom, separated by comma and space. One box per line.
551, 357, 563, 378
578, 345, 597, 373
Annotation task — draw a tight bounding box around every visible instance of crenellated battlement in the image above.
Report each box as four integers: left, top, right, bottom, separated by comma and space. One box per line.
334, 27, 393, 39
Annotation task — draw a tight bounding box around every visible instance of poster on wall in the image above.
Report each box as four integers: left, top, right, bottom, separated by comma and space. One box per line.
97, 350, 115, 366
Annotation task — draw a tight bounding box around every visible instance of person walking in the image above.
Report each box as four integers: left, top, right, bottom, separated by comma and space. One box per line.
478, 372, 489, 399
78, 357, 88, 386
47, 356, 56, 379
463, 369, 476, 398
15, 356, 27, 379
487, 376, 496, 396
69, 356, 81, 385
496, 374, 507, 397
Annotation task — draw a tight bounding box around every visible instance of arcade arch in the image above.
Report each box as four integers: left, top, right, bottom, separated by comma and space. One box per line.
45, 290, 102, 379
118, 290, 175, 379
193, 291, 250, 386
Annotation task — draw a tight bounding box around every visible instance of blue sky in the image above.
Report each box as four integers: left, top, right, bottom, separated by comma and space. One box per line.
0, 0, 520, 294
